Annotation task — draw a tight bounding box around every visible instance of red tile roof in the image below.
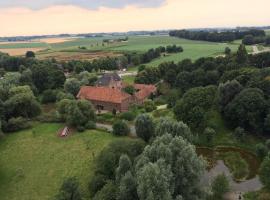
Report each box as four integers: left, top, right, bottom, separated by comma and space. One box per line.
134, 84, 157, 100
77, 86, 131, 104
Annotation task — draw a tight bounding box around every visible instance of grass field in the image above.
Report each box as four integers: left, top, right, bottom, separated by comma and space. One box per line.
0, 123, 123, 200
0, 35, 252, 66
265, 29, 270, 36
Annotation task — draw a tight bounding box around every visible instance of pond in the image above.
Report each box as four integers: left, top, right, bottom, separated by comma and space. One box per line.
196, 146, 260, 180
197, 146, 263, 193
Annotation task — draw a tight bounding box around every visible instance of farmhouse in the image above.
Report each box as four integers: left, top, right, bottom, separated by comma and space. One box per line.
77, 73, 157, 112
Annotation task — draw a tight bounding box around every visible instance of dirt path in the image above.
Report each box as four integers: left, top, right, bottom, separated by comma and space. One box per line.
252, 45, 270, 55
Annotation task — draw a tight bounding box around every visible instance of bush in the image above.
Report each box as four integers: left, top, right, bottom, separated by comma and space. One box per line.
143, 100, 157, 112
55, 177, 82, 200
3, 117, 31, 133
85, 121, 96, 130
112, 120, 130, 136
256, 143, 268, 159
77, 126, 85, 132
56, 91, 75, 101
259, 155, 270, 190
119, 112, 136, 121
222, 152, 249, 180
204, 127, 216, 144
211, 174, 230, 199
41, 89, 57, 104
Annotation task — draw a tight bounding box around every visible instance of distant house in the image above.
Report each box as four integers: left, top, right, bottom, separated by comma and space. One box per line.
77, 73, 157, 113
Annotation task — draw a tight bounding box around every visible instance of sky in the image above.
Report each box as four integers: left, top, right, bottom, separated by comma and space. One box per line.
0, 0, 270, 36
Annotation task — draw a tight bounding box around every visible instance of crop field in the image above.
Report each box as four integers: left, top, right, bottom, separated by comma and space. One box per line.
0, 48, 47, 56
0, 123, 124, 200
0, 35, 252, 64
37, 51, 122, 61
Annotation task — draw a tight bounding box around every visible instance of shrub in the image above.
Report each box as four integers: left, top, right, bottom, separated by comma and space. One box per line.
143, 100, 157, 112
112, 120, 130, 136
204, 127, 216, 144
55, 177, 82, 200
259, 156, 270, 190
256, 143, 268, 159
77, 126, 85, 132
119, 112, 136, 121
85, 121, 96, 130
222, 152, 249, 180
211, 174, 230, 198
3, 117, 31, 133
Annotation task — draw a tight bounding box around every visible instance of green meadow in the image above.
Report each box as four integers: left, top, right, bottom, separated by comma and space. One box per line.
0, 123, 125, 200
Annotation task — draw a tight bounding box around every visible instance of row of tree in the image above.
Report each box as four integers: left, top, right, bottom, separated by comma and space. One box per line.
169, 29, 266, 42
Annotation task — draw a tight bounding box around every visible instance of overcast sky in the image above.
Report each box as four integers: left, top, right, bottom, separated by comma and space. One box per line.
0, 0, 269, 36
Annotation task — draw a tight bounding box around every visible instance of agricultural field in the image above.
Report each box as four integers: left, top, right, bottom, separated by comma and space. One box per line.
0, 35, 253, 66
0, 123, 126, 200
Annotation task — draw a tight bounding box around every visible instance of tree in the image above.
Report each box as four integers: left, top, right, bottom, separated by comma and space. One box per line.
211, 174, 230, 199
4, 86, 41, 119
174, 86, 217, 130
255, 143, 268, 159
135, 114, 154, 142
225, 47, 231, 55
55, 177, 81, 200
64, 78, 81, 96
224, 88, 267, 132
136, 160, 173, 200
118, 171, 138, 200
259, 155, 270, 190
25, 51, 35, 58
57, 99, 96, 128
242, 35, 255, 45
155, 117, 193, 142
143, 100, 156, 112
112, 120, 130, 136
218, 80, 243, 111
135, 134, 205, 199
116, 154, 133, 182
93, 181, 118, 200
236, 44, 248, 64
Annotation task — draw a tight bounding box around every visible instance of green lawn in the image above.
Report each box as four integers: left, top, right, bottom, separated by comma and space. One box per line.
122, 75, 135, 84
0, 123, 121, 200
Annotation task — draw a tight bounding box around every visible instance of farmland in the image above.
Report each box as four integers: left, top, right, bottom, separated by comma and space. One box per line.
0, 35, 251, 66
0, 123, 126, 200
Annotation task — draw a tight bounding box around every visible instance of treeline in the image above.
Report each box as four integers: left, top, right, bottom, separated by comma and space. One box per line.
169, 29, 266, 42
242, 34, 270, 45
135, 45, 270, 134
126, 45, 183, 66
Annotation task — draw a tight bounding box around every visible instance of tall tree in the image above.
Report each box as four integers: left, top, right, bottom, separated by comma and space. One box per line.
135, 114, 154, 142
55, 177, 82, 200
236, 44, 248, 64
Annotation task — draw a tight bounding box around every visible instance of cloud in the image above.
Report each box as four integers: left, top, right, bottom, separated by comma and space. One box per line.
0, 0, 165, 9
0, 0, 269, 36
